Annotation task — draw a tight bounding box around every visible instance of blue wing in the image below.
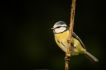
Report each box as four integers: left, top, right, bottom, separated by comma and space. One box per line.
72, 32, 86, 49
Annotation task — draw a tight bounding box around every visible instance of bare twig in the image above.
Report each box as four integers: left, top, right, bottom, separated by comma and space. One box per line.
65, 0, 76, 70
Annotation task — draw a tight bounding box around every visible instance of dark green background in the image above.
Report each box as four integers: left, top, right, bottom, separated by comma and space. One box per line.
1, 0, 105, 70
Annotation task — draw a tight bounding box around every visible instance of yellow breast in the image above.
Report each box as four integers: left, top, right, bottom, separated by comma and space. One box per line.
54, 30, 69, 52
54, 30, 85, 55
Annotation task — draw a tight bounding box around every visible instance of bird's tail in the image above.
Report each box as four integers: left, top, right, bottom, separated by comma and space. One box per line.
84, 51, 99, 63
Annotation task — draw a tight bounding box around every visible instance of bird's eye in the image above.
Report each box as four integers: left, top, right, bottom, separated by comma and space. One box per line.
56, 26, 61, 28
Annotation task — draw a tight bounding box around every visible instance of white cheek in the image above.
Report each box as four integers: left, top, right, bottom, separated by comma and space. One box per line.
55, 27, 66, 33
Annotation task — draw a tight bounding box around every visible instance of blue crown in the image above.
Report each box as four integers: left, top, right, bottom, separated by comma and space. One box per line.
55, 21, 66, 25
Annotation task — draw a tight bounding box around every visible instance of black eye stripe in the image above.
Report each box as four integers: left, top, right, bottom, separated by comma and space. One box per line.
54, 26, 61, 29
55, 26, 66, 28
56, 26, 61, 28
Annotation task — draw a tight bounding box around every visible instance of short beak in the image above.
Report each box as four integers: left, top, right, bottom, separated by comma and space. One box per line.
51, 28, 55, 29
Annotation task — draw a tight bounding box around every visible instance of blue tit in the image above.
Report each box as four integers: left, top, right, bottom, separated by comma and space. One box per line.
51, 21, 99, 62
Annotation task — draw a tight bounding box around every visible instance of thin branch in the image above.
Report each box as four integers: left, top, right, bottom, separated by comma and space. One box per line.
65, 0, 76, 70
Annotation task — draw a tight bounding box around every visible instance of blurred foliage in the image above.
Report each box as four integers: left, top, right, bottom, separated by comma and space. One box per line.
1, 0, 105, 70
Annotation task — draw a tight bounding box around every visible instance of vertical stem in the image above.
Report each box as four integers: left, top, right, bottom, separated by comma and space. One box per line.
65, 0, 76, 70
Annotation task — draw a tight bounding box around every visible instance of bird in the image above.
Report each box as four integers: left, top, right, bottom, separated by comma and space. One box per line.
51, 21, 99, 62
